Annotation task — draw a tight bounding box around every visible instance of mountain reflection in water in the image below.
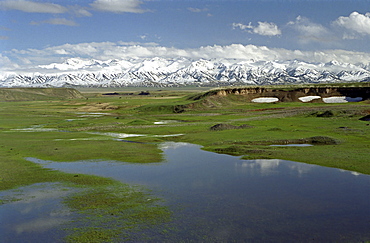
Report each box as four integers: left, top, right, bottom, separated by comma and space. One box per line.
2, 142, 370, 242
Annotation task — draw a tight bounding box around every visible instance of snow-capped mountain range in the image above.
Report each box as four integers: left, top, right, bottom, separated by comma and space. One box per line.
1, 57, 369, 87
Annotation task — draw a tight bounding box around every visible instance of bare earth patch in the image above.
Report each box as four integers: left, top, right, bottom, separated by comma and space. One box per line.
77, 103, 119, 112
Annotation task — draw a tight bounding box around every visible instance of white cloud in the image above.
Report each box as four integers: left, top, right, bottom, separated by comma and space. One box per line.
3, 42, 370, 72
0, 0, 67, 13
333, 12, 370, 38
90, 0, 147, 13
0, 53, 19, 70
188, 7, 208, 13
68, 5, 92, 17
30, 18, 78, 26
233, 21, 281, 36
288, 16, 332, 43
253, 22, 281, 36
232, 22, 250, 31
188, 7, 212, 17
0, 0, 93, 18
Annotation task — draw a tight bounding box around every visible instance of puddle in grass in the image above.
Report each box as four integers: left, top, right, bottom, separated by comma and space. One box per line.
65, 118, 86, 122
154, 120, 184, 125
75, 112, 109, 117
0, 183, 75, 243
270, 144, 313, 147
85, 132, 184, 140
88, 131, 146, 139
10, 125, 58, 132
2, 142, 370, 242
6, 125, 183, 141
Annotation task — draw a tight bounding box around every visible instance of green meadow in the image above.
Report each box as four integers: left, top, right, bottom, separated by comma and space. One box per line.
1, 86, 369, 242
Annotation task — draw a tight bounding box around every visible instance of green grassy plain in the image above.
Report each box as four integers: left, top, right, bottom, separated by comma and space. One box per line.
1, 86, 370, 241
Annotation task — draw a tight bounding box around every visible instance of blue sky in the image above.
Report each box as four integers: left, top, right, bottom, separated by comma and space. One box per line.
1, 0, 370, 69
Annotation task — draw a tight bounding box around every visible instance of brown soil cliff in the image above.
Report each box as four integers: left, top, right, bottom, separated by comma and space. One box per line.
213, 87, 370, 102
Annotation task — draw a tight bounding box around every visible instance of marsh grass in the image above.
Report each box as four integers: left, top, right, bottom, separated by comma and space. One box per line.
0, 99, 172, 242
1, 86, 370, 242
195, 110, 370, 173
1, 93, 369, 174
64, 183, 171, 242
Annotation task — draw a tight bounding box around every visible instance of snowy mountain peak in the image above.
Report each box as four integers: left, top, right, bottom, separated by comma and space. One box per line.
2, 57, 370, 87
39, 57, 103, 71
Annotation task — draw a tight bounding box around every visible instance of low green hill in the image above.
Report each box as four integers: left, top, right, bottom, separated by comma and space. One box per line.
0, 88, 85, 101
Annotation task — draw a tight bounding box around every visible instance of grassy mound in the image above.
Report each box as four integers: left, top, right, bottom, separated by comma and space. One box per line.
135, 103, 189, 113
210, 123, 253, 131
0, 88, 85, 101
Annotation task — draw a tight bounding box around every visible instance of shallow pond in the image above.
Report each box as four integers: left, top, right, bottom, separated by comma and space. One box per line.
0, 183, 75, 243
2, 142, 370, 242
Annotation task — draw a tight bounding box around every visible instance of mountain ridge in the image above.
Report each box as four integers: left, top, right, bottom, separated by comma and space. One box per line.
1, 57, 369, 87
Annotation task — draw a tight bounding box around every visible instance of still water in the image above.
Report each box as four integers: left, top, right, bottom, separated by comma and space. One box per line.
2, 142, 370, 242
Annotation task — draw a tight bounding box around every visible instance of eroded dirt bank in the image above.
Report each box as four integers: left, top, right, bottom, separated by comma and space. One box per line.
213, 87, 370, 102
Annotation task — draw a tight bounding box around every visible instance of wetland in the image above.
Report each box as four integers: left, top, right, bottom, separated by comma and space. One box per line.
1, 86, 370, 242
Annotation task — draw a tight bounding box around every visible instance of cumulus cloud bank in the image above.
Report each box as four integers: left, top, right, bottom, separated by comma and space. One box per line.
2, 42, 370, 72
333, 12, 370, 38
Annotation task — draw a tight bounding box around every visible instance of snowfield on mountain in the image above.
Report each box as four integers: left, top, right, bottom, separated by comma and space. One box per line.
1, 57, 369, 87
